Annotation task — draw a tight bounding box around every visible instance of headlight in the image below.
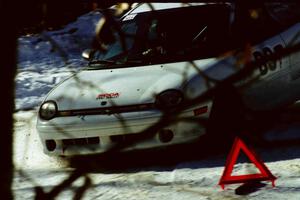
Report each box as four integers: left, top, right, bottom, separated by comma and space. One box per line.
155, 89, 183, 109
39, 101, 58, 120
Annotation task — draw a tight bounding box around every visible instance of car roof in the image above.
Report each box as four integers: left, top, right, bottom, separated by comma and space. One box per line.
123, 3, 223, 17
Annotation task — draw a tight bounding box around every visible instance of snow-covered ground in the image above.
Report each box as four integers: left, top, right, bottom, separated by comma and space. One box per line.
13, 10, 300, 200
13, 110, 300, 199
16, 11, 101, 110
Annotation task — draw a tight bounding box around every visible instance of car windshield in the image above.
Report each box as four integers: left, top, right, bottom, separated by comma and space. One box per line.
90, 4, 231, 67
94, 21, 138, 62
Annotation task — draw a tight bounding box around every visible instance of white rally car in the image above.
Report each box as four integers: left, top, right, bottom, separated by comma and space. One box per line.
37, 2, 300, 155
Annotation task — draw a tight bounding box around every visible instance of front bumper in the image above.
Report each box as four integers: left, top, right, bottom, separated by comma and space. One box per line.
37, 106, 210, 156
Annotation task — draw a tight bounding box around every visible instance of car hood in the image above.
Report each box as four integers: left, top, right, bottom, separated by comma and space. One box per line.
45, 58, 233, 110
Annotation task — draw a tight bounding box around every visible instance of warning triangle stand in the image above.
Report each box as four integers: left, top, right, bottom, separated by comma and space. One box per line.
219, 137, 276, 189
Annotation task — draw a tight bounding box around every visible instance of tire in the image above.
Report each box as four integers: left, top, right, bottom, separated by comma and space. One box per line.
207, 84, 246, 148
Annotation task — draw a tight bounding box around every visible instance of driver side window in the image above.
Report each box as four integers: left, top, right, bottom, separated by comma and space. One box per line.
145, 5, 232, 60
232, 3, 282, 46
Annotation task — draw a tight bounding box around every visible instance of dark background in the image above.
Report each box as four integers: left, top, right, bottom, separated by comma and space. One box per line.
17, 0, 112, 34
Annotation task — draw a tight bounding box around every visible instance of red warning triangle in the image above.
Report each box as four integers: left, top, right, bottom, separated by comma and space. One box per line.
219, 137, 276, 189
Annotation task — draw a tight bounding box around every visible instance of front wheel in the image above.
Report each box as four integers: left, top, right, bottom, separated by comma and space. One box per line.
207, 84, 247, 148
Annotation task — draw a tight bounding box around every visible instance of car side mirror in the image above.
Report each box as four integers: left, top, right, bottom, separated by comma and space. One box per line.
82, 49, 96, 61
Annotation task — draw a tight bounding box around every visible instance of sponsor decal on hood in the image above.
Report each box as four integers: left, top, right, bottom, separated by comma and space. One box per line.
96, 92, 120, 100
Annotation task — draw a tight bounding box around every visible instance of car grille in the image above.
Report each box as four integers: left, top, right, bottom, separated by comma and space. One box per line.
57, 103, 156, 117
110, 133, 147, 143
62, 137, 100, 146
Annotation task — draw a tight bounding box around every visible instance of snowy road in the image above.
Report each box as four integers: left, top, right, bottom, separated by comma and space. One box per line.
13, 111, 300, 200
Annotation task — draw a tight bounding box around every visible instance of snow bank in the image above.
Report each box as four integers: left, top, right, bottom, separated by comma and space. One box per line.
16, 11, 102, 110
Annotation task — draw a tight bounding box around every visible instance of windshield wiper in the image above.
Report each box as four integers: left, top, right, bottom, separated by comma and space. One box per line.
120, 60, 143, 64
89, 60, 116, 65
90, 59, 143, 65
86, 59, 143, 70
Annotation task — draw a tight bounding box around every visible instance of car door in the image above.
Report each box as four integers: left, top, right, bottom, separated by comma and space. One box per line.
265, 2, 300, 105
233, 4, 290, 110
243, 35, 289, 110
280, 23, 300, 103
